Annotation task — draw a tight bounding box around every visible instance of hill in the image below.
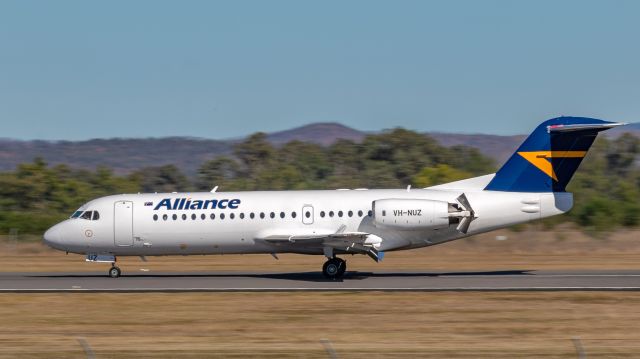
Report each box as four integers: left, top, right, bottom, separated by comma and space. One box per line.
0, 137, 233, 175
1, 122, 638, 174
0, 123, 367, 174
266, 122, 366, 145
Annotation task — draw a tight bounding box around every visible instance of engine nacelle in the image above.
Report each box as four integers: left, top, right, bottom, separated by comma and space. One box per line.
372, 199, 450, 231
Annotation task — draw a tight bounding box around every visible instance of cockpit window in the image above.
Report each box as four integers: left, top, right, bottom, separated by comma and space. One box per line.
73, 210, 100, 220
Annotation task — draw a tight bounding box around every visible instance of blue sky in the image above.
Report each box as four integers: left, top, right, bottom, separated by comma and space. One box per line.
1, 0, 639, 140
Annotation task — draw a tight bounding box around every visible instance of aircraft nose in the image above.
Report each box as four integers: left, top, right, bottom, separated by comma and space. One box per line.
43, 225, 64, 250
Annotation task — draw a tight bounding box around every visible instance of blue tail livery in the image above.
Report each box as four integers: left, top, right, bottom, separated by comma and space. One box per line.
485, 117, 626, 192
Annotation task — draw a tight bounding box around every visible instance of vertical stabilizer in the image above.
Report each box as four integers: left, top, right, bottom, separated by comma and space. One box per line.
484, 117, 625, 192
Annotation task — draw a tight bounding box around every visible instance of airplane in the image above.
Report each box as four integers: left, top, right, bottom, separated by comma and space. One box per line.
43, 117, 626, 279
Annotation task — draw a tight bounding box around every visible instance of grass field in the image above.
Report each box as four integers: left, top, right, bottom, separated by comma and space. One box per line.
2, 227, 640, 273
1, 292, 640, 358
2, 228, 640, 358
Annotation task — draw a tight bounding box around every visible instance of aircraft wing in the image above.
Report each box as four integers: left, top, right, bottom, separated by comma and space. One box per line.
258, 227, 384, 262
261, 231, 368, 243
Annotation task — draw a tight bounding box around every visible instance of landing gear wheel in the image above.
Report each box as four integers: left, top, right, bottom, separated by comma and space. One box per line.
322, 258, 345, 279
109, 266, 121, 278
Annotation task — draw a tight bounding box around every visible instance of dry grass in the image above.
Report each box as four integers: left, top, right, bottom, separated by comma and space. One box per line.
2, 228, 640, 274
0, 292, 639, 358
2, 229, 640, 357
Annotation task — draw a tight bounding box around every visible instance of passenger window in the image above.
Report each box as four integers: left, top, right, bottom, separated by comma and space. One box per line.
210, 213, 215, 220
368, 210, 373, 217
270, 212, 275, 219
80, 211, 93, 220
329, 211, 334, 217
163, 214, 168, 221
348, 211, 353, 217
240, 213, 245, 219
220, 213, 225, 220
260, 212, 265, 219
305, 211, 311, 218
280, 212, 285, 219
338, 211, 343, 217
250, 213, 255, 219
201, 213, 206, 220
182, 214, 187, 220
358, 210, 363, 217
153, 214, 158, 221
92, 211, 100, 220
173, 214, 177, 220
230, 213, 235, 219
292, 211, 297, 218
191, 213, 196, 220
320, 211, 325, 218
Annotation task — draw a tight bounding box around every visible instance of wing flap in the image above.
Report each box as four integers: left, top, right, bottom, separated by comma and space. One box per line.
261, 231, 370, 243
258, 230, 382, 261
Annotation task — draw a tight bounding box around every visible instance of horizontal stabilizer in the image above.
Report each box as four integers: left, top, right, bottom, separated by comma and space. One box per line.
547, 122, 627, 133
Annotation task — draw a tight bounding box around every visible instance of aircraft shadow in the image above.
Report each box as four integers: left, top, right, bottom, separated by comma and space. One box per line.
30, 269, 533, 283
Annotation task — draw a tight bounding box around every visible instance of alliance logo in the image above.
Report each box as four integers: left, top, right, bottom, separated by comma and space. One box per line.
153, 198, 241, 210
517, 151, 586, 181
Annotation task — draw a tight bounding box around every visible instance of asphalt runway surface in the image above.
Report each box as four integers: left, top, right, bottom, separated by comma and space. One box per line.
2, 270, 640, 292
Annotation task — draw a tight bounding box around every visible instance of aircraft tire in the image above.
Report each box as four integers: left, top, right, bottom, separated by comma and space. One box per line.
323, 258, 343, 279
109, 266, 121, 278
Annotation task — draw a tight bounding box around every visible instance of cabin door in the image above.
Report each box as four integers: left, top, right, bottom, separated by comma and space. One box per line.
114, 201, 134, 246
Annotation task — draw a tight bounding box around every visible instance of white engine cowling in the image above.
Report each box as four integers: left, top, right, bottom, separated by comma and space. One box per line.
372, 199, 450, 230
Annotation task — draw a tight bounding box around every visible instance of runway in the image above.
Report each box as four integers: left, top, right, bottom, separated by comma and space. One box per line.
2, 270, 640, 292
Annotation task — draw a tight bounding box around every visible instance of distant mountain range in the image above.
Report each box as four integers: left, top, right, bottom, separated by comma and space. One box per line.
1, 122, 638, 175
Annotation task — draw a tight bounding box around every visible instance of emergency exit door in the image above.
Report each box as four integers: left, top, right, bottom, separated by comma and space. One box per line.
114, 201, 134, 246
302, 205, 314, 224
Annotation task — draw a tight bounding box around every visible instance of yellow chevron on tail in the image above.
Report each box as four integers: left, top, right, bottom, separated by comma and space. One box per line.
517, 151, 587, 181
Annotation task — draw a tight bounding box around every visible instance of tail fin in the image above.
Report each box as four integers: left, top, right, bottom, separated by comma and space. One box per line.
484, 116, 625, 192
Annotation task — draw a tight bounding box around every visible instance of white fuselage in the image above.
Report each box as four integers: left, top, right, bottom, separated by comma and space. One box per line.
43, 186, 573, 257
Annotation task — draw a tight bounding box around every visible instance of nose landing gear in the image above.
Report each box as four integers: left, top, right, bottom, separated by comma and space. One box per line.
108, 265, 121, 278
322, 257, 346, 279
85, 254, 122, 278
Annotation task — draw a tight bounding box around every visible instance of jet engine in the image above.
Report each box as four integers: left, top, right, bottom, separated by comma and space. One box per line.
372, 194, 475, 233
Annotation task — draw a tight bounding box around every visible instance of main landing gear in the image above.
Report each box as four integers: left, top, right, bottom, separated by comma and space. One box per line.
322, 257, 346, 279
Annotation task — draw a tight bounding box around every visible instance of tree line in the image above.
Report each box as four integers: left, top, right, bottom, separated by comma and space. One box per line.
1, 129, 638, 235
